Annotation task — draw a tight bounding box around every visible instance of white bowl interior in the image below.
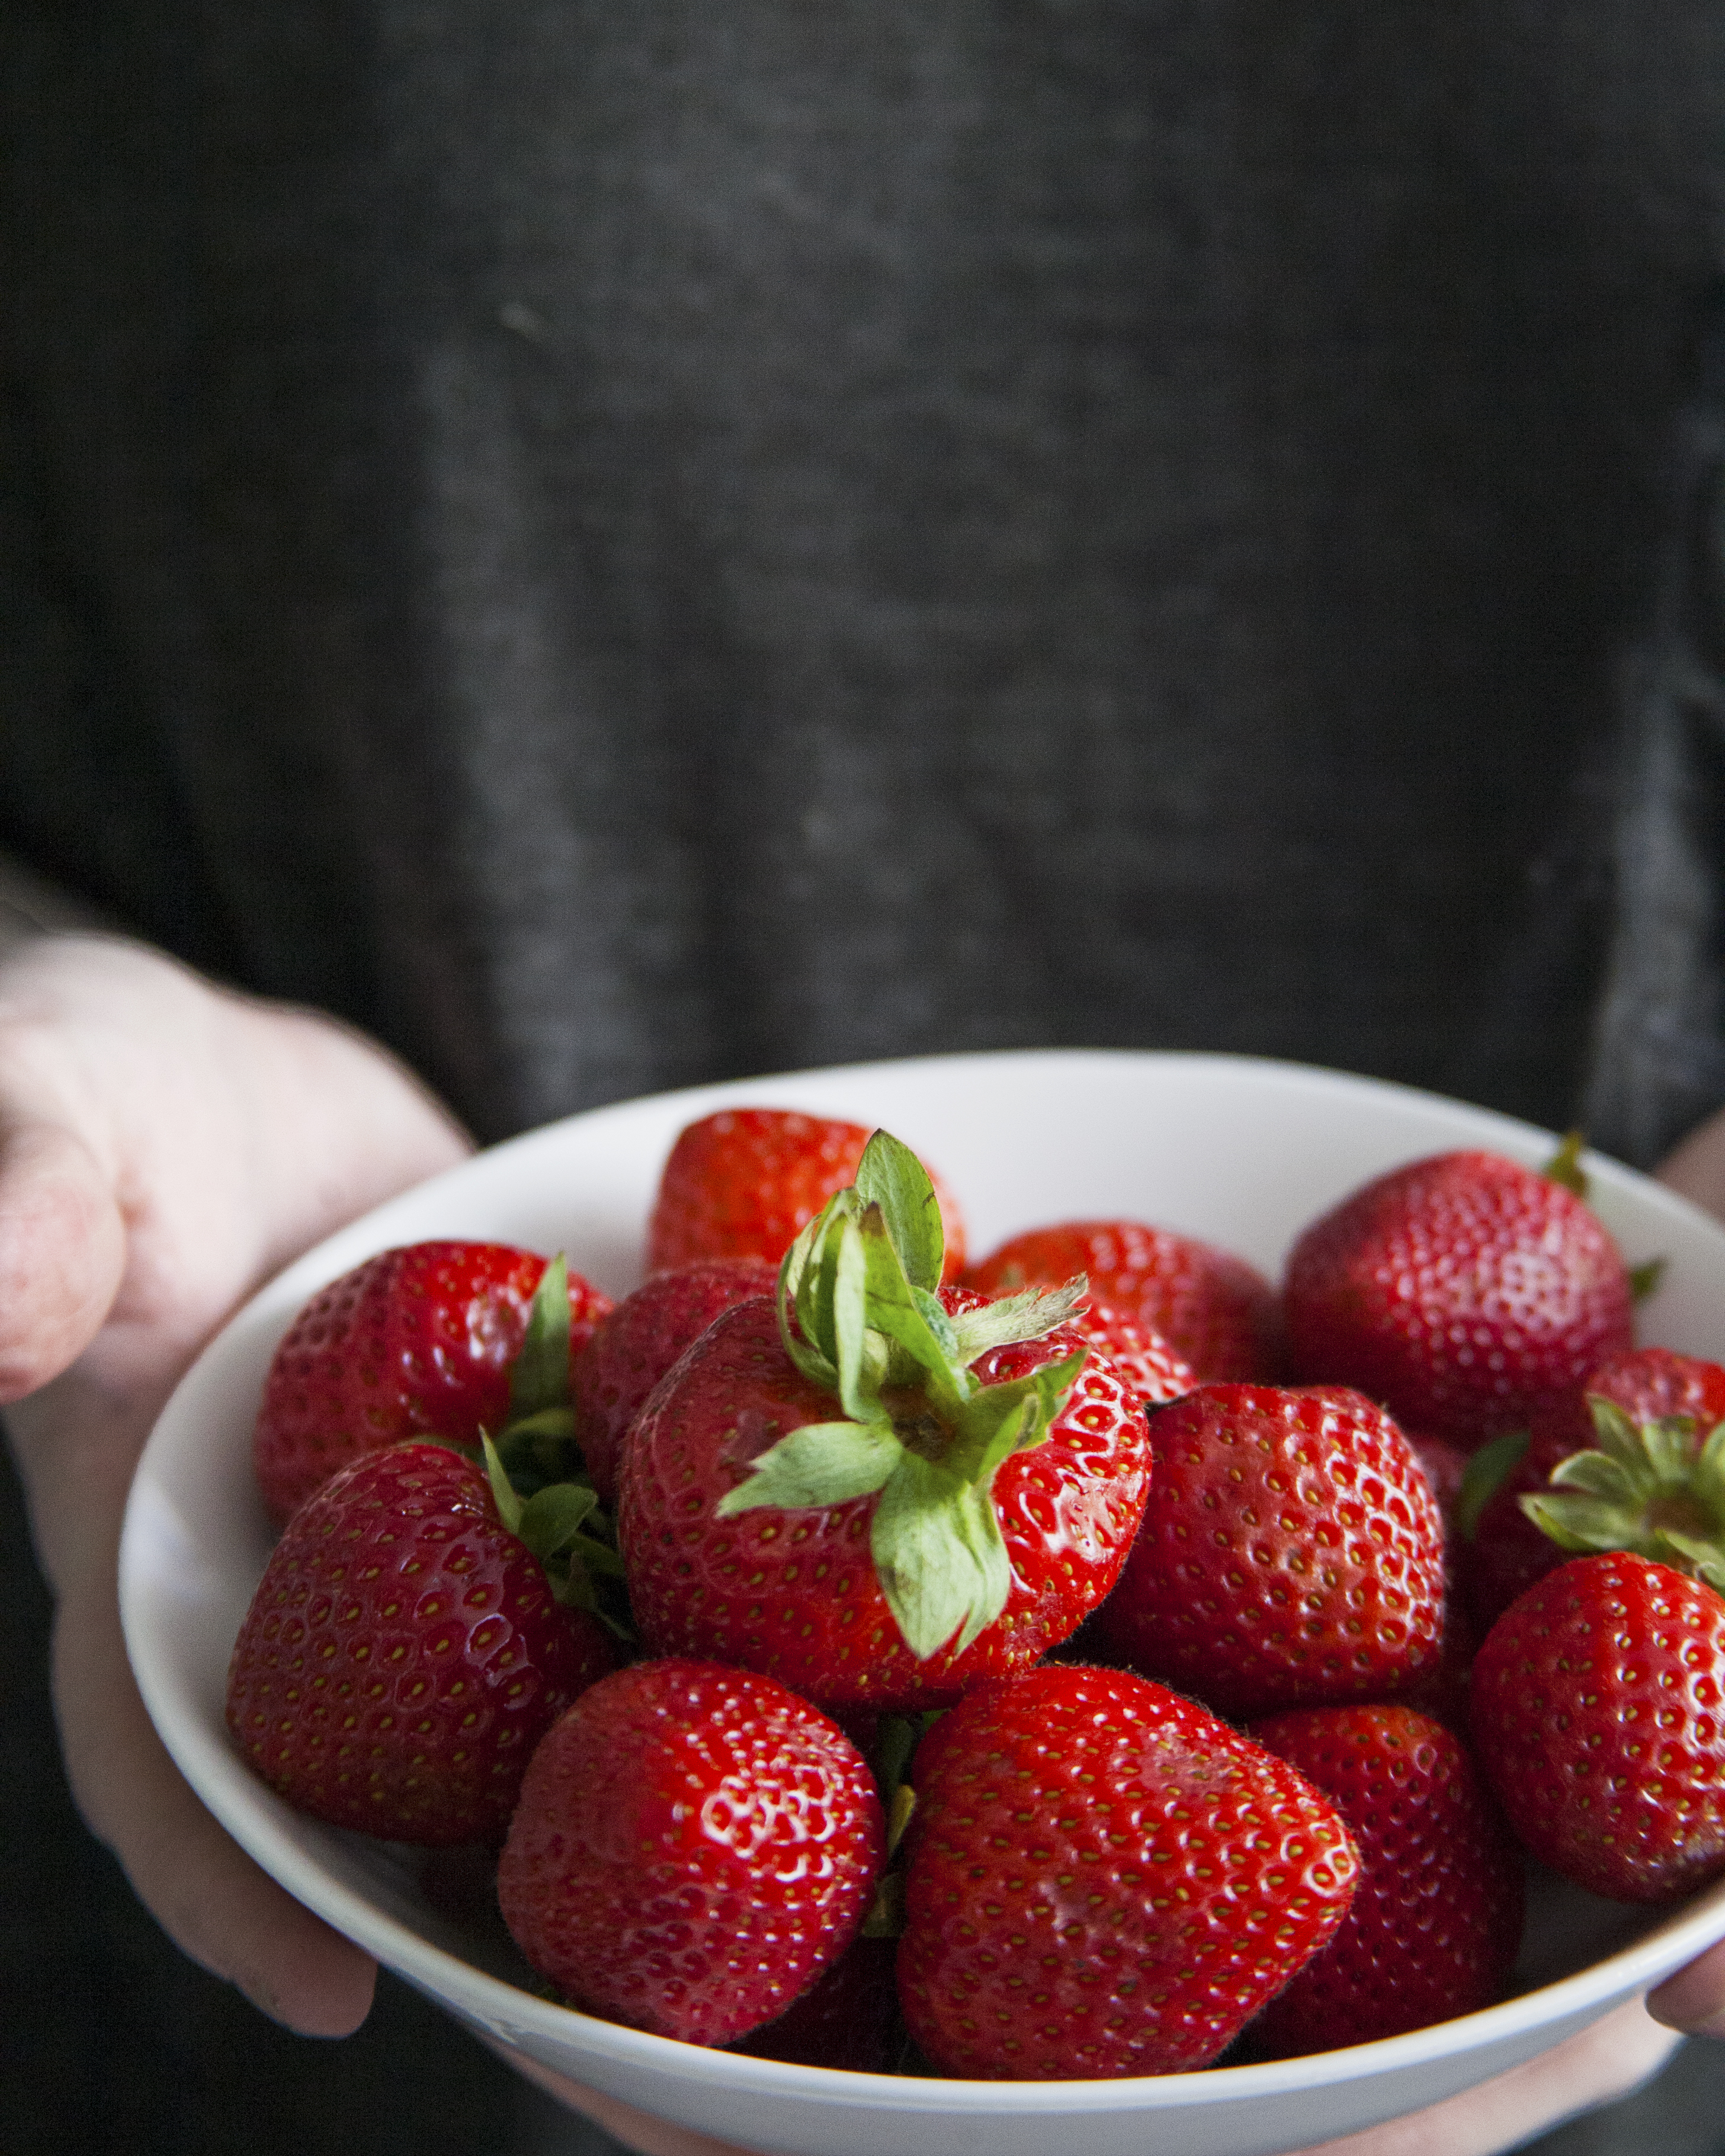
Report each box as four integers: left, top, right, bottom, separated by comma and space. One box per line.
120, 1050, 1725, 2156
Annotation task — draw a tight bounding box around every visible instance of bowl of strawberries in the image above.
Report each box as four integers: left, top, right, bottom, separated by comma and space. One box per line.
120, 1049, 1725, 2156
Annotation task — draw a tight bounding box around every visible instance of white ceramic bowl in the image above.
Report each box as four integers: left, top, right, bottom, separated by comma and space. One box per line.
121, 1050, 1725, 2156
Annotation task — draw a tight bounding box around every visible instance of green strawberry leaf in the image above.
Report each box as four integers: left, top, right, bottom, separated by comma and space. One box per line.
1655, 1528, 1725, 1594
870, 1452, 1012, 1658
1519, 1488, 1634, 1553
1630, 1256, 1668, 1302
1588, 1397, 1649, 1471
1547, 1449, 1639, 1502
852, 1129, 946, 1294
480, 1430, 526, 1535
854, 1205, 970, 1414
1544, 1129, 1589, 1198
946, 1277, 1089, 1363
517, 1480, 601, 1555
508, 1255, 574, 1424
1455, 1428, 1530, 1541
714, 1419, 905, 1516
1695, 1422, 1725, 1518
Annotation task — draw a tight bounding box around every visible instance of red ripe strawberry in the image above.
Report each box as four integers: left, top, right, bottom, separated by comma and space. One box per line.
496, 1658, 883, 2046
620, 1131, 1150, 1709
646, 1108, 967, 1279
1245, 1704, 1524, 2054
897, 1664, 1359, 2079
732, 1934, 899, 2071
620, 1292, 1148, 1709
1092, 1384, 1446, 1718
964, 1218, 1278, 1380
572, 1256, 774, 1504
1070, 1298, 1197, 1411
1282, 1149, 1634, 1448
1463, 1348, 1725, 1631
226, 1442, 615, 1843
254, 1241, 613, 1522
1470, 1552, 1725, 1902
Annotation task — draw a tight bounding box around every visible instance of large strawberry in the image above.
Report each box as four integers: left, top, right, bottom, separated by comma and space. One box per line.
1092, 1384, 1447, 1718
1470, 1552, 1725, 1902
646, 1107, 966, 1278
572, 1256, 774, 1504
1282, 1149, 1634, 1447
1245, 1704, 1524, 2054
254, 1241, 613, 1522
965, 1218, 1278, 1379
1460, 1346, 1725, 1630
496, 1658, 883, 2046
226, 1441, 615, 1843
896, 1663, 1359, 2079
618, 1132, 1150, 1709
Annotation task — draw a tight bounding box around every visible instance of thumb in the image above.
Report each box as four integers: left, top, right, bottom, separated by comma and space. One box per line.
0, 1117, 125, 1401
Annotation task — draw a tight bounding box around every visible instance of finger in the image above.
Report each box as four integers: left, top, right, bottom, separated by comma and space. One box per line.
1285, 1998, 1681, 2156
1656, 1102, 1725, 1222
50, 1515, 377, 2038
485, 2044, 771, 2156
0, 1117, 125, 1400
1647, 1937, 1725, 2033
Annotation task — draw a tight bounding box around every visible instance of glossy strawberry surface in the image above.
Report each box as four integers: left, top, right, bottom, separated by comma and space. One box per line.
496, 1658, 883, 2046
646, 1108, 966, 1279
1094, 1384, 1446, 1718
897, 1664, 1359, 2079
1245, 1704, 1524, 2054
617, 1295, 1150, 1709
226, 1442, 615, 1843
964, 1218, 1278, 1379
1464, 1348, 1725, 1631
1470, 1552, 1725, 1902
254, 1240, 613, 1522
1282, 1150, 1634, 1446
1070, 1299, 1196, 1411
572, 1256, 774, 1503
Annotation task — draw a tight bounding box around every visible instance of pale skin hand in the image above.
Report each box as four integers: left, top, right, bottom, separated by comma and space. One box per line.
2, 932, 1722, 2156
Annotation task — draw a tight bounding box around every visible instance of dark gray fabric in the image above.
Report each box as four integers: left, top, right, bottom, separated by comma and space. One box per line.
5, 3, 1724, 1149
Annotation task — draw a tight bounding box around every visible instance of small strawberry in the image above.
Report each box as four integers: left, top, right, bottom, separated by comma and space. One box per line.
618, 1132, 1150, 1709
1282, 1148, 1634, 1448
1092, 1384, 1447, 1718
646, 1108, 967, 1278
896, 1663, 1359, 2079
1245, 1704, 1524, 2054
496, 1658, 883, 2046
254, 1241, 613, 1522
1460, 1347, 1725, 1631
1470, 1552, 1725, 1902
572, 1256, 774, 1504
964, 1218, 1278, 1380
226, 1441, 615, 1843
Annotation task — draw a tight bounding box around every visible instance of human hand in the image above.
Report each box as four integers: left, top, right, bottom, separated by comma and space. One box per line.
0, 934, 471, 2035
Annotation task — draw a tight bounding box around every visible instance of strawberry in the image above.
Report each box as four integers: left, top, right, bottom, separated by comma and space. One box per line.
896, 1663, 1359, 2079
1069, 1298, 1197, 1412
1092, 1384, 1446, 1718
1245, 1704, 1524, 2054
254, 1241, 613, 1522
731, 1934, 899, 2071
572, 1256, 774, 1504
226, 1441, 615, 1843
496, 1658, 883, 2046
618, 1133, 1150, 1709
1282, 1148, 1634, 1448
1470, 1552, 1725, 1902
1460, 1347, 1725, 1631
646, 1108, 967, 1279
963, 1218, 1278, 1380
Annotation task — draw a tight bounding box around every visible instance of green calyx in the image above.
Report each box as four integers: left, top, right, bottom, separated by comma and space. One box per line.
1520, 1397, 1725, 1593
476, 1256, 631, 1638
712, 1130, 1089, 1661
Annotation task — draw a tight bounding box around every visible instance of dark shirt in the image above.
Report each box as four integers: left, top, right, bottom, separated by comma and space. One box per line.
5, 3, 1724, 1160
